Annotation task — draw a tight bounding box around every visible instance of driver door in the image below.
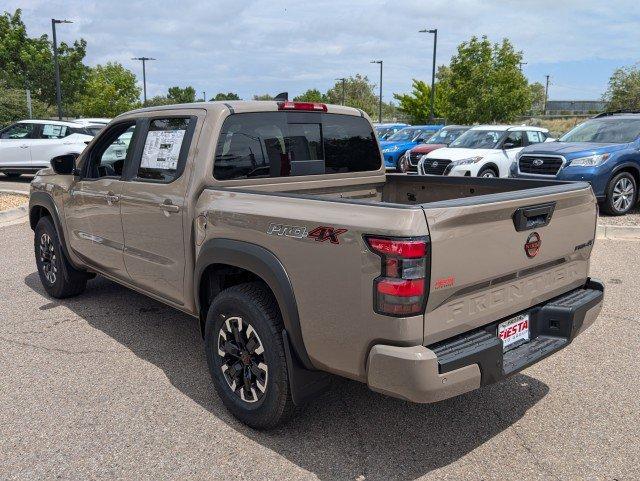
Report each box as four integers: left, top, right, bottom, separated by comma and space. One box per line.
64, 121, 140, 280
0, 123, 37, 168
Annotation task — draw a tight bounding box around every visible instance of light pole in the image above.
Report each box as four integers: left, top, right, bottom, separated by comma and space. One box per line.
51, 18, 73, 120
371, 60, 383, 123
419, 28, 437, 121
335, 77, 346, 105
544, 75, 550, 115
132, 57, 156, 105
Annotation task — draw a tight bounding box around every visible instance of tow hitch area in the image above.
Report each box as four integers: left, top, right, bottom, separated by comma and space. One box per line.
430, 279, 604, 385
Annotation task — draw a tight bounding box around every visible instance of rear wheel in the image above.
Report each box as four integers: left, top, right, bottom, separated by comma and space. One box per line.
34, 216, 88, 298
478, 166, 498, 178
603, 172, 637, 215
204, 282, 296, 429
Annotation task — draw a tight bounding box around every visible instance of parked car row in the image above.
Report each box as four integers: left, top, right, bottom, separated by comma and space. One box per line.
0, 118, 111, 178
384, 111, 640, 216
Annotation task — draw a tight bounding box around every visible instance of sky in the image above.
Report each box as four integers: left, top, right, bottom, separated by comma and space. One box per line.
5, 0, 640, 103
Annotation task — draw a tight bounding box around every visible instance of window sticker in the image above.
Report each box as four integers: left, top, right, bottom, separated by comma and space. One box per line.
43, 124, 64, 137
140, 129, 186, 170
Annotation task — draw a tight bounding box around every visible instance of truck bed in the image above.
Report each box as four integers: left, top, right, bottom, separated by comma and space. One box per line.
198, 173, 596, 380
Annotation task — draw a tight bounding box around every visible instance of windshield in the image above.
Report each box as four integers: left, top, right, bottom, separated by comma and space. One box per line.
559, 118, 640, 143
450, 129, 503, 149
388, 128, 429, 142
427, 128, 468, 145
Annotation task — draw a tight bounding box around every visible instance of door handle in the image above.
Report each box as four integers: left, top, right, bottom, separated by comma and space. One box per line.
159, 200, 180, 213
105, 192, 120, 205
19, 145, 29, 149
512, 202, 556, 231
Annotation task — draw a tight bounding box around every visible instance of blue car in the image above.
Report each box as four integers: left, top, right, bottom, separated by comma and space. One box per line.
380, 125, 444, 172
374, 123, 408, 140
512, 112, 640, 215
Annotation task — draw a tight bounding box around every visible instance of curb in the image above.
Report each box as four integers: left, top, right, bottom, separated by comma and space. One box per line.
596, 224, 640, 240
0, 190, 29, 224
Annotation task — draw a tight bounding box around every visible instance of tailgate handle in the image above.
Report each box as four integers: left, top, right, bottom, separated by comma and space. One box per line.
512, 202, 556, 231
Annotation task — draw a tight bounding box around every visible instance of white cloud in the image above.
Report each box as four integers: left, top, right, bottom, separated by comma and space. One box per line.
5, 0, 640, 101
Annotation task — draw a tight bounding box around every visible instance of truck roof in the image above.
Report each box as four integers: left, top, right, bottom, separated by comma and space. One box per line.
120, 101, 366, 119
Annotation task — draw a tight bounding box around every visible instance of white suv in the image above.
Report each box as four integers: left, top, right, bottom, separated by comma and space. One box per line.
0, 120, 94, 178
417, 125, 550, 178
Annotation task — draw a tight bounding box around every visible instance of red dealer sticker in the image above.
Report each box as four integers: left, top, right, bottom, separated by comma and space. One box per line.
524, 232, 541, 258
498, 314, 530, 351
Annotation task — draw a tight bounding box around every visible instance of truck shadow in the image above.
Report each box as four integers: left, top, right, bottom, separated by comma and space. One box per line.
24, 273, 549, 481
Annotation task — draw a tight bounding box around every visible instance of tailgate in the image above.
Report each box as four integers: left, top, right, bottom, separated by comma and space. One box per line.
422, 182, 597, 345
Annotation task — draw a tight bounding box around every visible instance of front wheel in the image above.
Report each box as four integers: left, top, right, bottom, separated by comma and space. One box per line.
396, 154, 409, 173
478, 166, 498, 178
204, 282, 296, 429
603, 172, 637, 215
34, 216, 88, 298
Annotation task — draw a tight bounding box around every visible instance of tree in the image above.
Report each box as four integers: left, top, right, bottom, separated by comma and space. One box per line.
253, 94, 274, 100
444, 36, 531, 123
325, 74, 379, 117
212, 92, 240, 101
393, 67, 451, 123
604, 65, 640, 111
293, 88, 326, 102
0, 80, 53, 125
75, 62, 140, 117
167, 85, 196, 104
0, 9, 88, 113
529, 82, 546, 114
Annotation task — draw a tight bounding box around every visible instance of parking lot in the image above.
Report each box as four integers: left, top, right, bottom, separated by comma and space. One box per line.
0, 206, 638, 480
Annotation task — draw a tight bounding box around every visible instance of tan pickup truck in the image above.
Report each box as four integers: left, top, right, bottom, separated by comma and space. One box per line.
29, 101, 604, 428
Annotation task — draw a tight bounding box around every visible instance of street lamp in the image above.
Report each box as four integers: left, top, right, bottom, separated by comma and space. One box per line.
51, 18, 73, 120
132, 57, 157, 105
335, 77, 346, 105
371, 60, 383, 123
419, 28, 438, 121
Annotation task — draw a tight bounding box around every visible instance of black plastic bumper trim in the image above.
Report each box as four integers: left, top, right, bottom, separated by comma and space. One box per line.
429, 278, 604, 386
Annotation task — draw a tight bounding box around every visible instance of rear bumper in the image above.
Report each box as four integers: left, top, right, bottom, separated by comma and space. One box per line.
366, 278, 604, 403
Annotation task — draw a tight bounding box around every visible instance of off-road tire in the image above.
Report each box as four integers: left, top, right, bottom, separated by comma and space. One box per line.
204, 282, 296, 429
34, 216, 88, 298
602, 171, 637, 216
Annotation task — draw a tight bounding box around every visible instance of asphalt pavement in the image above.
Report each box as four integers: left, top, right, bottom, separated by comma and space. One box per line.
0, 214, 639, 480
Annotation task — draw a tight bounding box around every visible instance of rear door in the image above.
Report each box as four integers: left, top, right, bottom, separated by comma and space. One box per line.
421, 183, 597, 344
29, 123, 69, 167
119, 110, 202, 305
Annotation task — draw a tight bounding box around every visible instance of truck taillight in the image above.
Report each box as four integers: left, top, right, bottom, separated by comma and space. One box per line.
277, 101, 328, 112
366, 236, 430, 316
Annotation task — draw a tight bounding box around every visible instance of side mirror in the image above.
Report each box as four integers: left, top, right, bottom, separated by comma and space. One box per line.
502, 141, 516, 150
51, 154, 79, 175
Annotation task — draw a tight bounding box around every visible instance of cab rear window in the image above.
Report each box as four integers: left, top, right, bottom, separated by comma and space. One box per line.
213, 112, 381, 180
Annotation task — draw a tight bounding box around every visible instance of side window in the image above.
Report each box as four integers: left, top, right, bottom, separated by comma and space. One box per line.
84, 123, 137, 179
526, 131, 543, 144
0, 123, 36, 139
136, 118, 191, 182
504, 131, 524, 148
41, 124, 69, 139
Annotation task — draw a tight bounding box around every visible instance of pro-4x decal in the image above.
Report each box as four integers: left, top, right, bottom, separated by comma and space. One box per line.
307, 226, 348, 244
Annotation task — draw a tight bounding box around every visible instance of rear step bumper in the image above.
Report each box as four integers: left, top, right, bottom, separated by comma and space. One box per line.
366, 278, 604, 403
